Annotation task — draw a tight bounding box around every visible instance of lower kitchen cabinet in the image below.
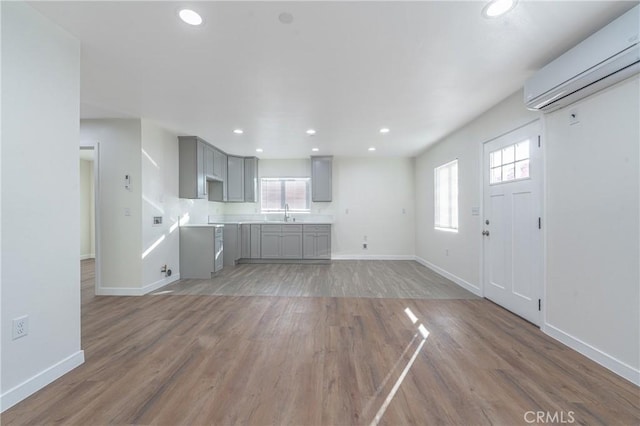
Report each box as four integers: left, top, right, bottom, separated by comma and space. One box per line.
260, 232, 281, 258
303, 225, 331, 259
180, 226, 224, 279
223, 224, 241, 266
260, 224, 303, 259
250, 224, 261, 258
240, 224, 251, 258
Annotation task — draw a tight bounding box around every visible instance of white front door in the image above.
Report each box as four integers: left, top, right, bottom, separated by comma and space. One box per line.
483, 121, 543, 326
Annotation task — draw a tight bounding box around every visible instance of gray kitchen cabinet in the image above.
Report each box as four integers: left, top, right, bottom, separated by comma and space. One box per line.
179, 136, 208, 199
227, 155, 245, 202
180, 226, 224, 278
303, 224, 331, 259
204, 145, 215, 179
240, 224, 251, 258
213, 149, 226, 179
208, 149, 227, 202
311, 156, 333, 202
250, 224, 261, 258
244, 157, 259, 203
260, 232, 281, 258
223, 224, 241, 266
282, 233, 303, 258
260, 224, 303, 259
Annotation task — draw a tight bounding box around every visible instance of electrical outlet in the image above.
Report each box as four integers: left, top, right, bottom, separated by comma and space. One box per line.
12, 315, 29, 340
363, 243, 368, 249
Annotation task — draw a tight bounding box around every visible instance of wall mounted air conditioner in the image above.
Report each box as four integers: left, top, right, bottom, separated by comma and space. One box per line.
524, 5, 639, 112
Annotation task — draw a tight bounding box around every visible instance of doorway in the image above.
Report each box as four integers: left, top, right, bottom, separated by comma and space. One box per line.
482, 120, 543, 326
79, 145, 100, 298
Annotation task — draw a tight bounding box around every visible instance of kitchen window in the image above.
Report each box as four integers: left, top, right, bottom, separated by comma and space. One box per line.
434, 159, 458, 232
261, 178, 310, 213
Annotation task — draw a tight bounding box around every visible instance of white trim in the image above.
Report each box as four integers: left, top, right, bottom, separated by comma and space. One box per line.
414, 256, 481, 296
142, 273, 180, 294
544, 323, 640, 386
80, 253, 95, 260
80, 143, 101, 295
96, 273, 180, 296
0, 350, 85, 412
331, 254, 416, 261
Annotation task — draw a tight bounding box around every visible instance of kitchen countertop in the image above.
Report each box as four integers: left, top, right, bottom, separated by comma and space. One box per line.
180, 223, 225, 228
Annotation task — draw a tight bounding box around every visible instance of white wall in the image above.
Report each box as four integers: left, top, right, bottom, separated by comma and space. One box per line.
80, 119, 142, 290
544, 76, 639, 380
1, 1, 84, 410
415, 91, 539, 291
225, 157, 416, 258
140, 120, 182, 290
332, 157, 415, 258
79, 159, 95, 259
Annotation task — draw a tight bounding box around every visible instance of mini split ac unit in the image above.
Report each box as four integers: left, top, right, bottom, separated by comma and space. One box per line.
524, 5, 639, 112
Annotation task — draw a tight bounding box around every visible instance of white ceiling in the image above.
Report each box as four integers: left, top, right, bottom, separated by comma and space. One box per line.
31, 1, 635, 159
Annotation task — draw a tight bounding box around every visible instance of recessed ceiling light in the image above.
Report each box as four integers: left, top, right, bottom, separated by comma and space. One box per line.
256, 148, 263, 153
306, 129, 316, 135
379, 128, 390, 134
481, 0, 517, 18
368, 147, 376, 152
179, 9, 203, 26
233, 129, 243, 134
312, 148, 319, 152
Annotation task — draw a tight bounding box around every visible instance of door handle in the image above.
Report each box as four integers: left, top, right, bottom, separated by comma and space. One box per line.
482, 230, 490, 236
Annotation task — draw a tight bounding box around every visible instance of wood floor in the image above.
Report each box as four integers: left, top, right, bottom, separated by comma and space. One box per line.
2, 260, 638, 425
157, 260, 478, 299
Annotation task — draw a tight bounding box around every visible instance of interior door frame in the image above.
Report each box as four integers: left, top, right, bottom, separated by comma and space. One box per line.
80, 142, 101, 295
478, 118, 546, 327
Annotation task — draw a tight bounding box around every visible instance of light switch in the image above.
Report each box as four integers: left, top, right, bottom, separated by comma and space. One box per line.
471, 207, 480, 216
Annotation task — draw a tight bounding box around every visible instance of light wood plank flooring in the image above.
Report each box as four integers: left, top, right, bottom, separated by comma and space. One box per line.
2, 260, 638, 425
155, 260, 478, 299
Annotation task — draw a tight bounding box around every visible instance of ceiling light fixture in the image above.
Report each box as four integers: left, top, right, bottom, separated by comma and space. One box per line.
179, 9, 203, 26
306, 129, 316, 135
379, 128, 390, 134
256, 148, 263, 153
368, 147, 376, 152
481, 0, 517, 18
312, 148, 319, 152
233, 129, 243, 134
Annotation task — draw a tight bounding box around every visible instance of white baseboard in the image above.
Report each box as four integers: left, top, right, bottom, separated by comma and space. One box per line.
142, 273, 180, 295
96, 273, 180, 296
331, 254, 416, 261
544, 323, 640, 386
79, 254, 95, 260
414, 256, 481, 296
0, 350, 85, 412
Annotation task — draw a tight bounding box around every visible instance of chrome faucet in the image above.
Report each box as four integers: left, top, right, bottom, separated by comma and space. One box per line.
284, 203, 290, 222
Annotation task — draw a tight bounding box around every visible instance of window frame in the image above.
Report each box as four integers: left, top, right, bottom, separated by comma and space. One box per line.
260, 177, 311, 213
434, 159, 459, 232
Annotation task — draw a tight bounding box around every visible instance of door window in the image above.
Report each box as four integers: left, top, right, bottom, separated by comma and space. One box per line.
490, 140, 530, 184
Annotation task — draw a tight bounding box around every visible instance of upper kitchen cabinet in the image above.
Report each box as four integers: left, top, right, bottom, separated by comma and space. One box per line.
209, 148, 227, 202
179, 136, 207, 199
311, 156, 333, 202
244, 157, 259, 203
227, 155, 245, 202
204, 144, 215, 180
